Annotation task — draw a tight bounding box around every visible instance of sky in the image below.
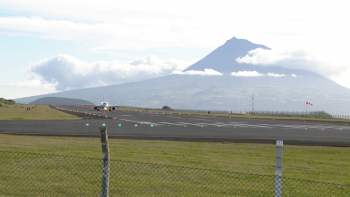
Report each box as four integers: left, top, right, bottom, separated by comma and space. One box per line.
1, 0, 350, 99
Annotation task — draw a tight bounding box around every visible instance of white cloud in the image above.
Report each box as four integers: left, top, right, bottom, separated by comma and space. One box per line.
0, 79, 58, 99
0, 16, 229, 50
267, 73, 286, 77
2, 0, 350, 53
236, 48, 350, 88
291, 74, 297, 77
29, 54, 193, 91
2, 79, 57, 88
172, 68, 223, 76
231, 71, 264, 77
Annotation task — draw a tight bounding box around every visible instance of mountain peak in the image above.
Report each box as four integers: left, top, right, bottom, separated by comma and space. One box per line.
184, 37, 270, 73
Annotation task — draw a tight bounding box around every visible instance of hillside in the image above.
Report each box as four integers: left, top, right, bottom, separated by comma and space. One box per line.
0, 98, 15, 106
29, 97, 94, 105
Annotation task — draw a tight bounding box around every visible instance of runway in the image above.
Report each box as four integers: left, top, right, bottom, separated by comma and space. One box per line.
1, 105, 350, 146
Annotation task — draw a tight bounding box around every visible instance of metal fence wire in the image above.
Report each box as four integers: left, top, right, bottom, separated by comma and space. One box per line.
0, 151, 349, 196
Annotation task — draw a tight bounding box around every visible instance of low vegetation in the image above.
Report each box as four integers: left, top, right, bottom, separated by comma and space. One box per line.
95, 106, 350, 123
0, 104, 80, 120
0, 97, 15, 105
1, 134, 349, 185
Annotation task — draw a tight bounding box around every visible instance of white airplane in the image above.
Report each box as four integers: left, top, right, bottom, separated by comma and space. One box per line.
94, 97, 116, 111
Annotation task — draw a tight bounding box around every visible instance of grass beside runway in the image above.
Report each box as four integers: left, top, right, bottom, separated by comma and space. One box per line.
0, 104, 81, 120
90, 106, 350, 123
1, 134, 349, 185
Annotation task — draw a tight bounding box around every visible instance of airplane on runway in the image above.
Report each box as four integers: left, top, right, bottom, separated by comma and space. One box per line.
94, 97, 116, 111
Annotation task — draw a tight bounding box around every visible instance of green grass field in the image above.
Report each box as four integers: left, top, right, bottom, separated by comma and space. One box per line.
0, 104, 81, 120
113, 106, 350, 123
1, 134, 349, 196
1, 134, 349, 185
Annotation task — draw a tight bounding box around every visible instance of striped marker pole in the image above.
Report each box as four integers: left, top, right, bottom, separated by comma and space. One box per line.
100, 126, 110, 197
275, 140, 283, 197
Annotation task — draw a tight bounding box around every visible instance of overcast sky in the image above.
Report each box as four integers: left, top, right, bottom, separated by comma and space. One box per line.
1, 0, 350, 99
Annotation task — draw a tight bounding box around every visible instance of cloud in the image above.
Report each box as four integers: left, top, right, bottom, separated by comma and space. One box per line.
236, 48, 350, 88
231, 71, 264, 77
0, 79, 58, 99
2, 79, 57, 88
1, 0, 350, 54
231, 71, 290, 77
172, 68, 223, 76
29, 54, 193, 91
291, 74, 297, 77
267, 73, 286, 77
0, 16, 230, 50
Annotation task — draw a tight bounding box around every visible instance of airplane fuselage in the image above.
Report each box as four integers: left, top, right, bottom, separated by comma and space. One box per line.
101, 101, 109, 107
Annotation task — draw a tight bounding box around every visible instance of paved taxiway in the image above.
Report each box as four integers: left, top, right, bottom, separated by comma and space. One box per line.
1, 105, 349, 146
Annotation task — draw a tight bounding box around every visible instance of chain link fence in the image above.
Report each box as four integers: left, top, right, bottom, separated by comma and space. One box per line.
247, 110, 350, 120
0, 151, 349, 196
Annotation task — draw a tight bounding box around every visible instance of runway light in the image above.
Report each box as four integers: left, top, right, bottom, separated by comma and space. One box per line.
168, 125, 170, 127
135, 124, 137, 127
102, 123, 106, 126
184, 125, 187, 127
86, 123, 89, 126
305, 128, 307, 130
234, 127, 236, 128
119, 124, 121, 127
322, 128, 324, 130
340, 129, 343, 131
201, 126, 203, 127
151, 125, 153, 127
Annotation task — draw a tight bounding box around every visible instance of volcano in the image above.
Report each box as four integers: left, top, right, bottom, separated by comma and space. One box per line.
14, 37, 350, 113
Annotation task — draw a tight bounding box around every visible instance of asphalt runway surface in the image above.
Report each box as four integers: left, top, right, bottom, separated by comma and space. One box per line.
1, 105, 350, 146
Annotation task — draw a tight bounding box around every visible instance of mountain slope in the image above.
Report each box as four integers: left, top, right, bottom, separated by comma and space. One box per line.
14, 73, 350, 113
29, 97, 94, 105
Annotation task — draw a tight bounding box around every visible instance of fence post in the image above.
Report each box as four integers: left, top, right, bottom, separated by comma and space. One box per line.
275, 140, 283, 197
100, 126, 110, 197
